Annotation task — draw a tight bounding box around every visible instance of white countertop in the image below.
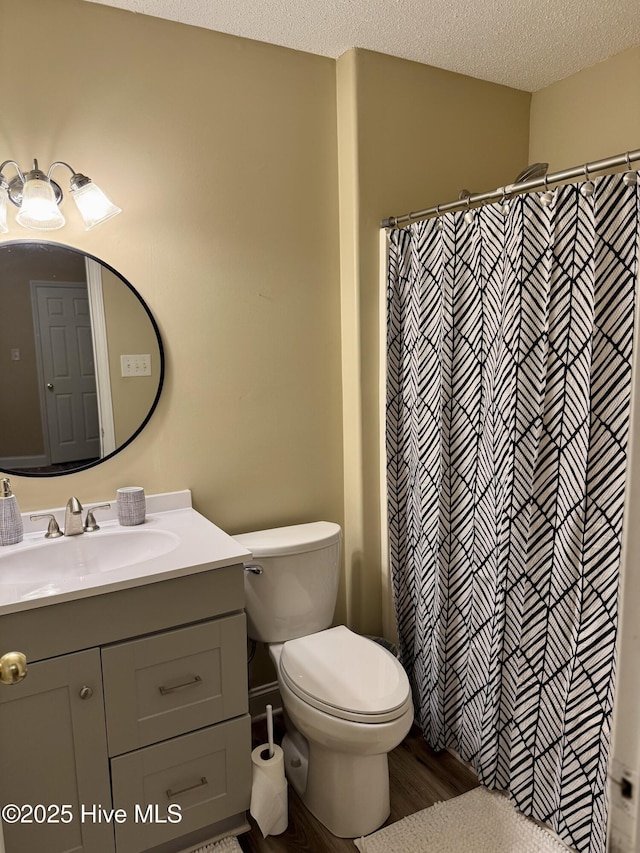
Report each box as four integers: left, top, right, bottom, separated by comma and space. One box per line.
0, 490, 251, 616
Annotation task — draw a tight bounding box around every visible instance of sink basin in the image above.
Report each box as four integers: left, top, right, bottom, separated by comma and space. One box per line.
0, 528, 180, 590
0, 493, 252, 615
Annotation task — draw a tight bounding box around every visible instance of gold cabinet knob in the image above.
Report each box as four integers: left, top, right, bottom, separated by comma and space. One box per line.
0, 652, 27, 685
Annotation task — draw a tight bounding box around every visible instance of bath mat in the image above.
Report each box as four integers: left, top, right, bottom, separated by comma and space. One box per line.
354, 787, 572, 853
181, 836, 242, 853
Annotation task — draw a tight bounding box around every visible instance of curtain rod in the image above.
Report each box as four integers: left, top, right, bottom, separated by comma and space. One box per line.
381, 147, 640, 229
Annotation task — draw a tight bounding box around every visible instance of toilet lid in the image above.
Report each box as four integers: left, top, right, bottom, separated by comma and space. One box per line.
280, 625, 411, 723
234, 521, 341, 557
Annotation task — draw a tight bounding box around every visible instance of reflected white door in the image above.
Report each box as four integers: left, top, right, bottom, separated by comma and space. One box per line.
85, 258, 116, 458
32, 281, 100, 465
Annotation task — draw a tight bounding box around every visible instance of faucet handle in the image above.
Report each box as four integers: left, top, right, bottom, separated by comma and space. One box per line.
84, 504, 111, 533
30, 514, 63, 539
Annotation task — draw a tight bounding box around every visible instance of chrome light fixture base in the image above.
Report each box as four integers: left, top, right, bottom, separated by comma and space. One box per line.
7, 173, 63, 208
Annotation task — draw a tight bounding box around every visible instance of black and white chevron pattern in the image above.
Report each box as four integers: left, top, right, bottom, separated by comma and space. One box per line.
386, 173, 639, 853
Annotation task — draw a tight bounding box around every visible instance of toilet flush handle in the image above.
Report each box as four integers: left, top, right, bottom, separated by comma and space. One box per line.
244, 563, 264, 575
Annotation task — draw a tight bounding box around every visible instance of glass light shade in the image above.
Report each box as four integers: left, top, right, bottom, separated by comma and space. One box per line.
71, 181, 121, 230
0, 185, 8, 234
16, 177, 65, 230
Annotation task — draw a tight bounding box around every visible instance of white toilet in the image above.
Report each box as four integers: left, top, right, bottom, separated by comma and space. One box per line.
235, 521, 414, 838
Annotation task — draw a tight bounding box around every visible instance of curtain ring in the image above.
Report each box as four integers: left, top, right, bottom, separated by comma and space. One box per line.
541, 174, 554, 207
463, 196, 474, 224
623, 152, 637, 186
435, 204, 444, 230
581, 162, 594, 197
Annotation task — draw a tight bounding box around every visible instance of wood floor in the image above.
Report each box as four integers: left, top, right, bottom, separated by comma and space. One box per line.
239, 718, 479, 853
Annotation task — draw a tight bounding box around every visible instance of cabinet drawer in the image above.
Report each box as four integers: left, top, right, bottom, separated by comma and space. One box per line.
111, 715, 251, 853
102, 614, 247, 756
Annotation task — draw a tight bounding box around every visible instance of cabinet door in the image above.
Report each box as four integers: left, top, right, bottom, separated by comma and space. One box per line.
0, 648, 114, 853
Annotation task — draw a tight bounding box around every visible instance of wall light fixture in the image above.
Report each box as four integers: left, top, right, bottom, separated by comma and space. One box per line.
0, 159, 121, 233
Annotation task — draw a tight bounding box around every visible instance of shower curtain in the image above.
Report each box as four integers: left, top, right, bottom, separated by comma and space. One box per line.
386, 172, 639, 853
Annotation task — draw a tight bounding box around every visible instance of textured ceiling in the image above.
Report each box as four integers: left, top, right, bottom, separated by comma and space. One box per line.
84, 0, 640, 92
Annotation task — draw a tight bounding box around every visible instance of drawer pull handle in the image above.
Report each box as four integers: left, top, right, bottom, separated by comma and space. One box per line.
166, 776, 208, 799
158, 675, 203, 695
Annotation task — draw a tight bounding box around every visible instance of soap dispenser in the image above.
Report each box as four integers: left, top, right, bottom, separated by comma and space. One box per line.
0, 478, 23, 545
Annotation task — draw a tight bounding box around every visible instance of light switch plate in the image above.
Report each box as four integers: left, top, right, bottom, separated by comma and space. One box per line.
120, 354, 152, 377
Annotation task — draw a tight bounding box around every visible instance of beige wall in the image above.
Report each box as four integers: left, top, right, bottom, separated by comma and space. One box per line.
102, 268, 161, 448
529, 47, 640, 851
1, 0, 343, 551
337, 49, 530, 635
530, 45, 640, 169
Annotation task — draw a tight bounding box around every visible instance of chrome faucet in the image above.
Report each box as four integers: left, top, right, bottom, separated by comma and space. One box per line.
64, 496, 84, 536
31, 499, 112, 539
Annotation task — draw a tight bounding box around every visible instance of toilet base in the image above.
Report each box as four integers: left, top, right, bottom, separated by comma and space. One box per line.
281, 730, 309, 797
296, 737, 390, 838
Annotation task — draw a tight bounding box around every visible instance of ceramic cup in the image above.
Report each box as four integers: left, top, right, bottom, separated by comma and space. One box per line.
116, 486, 146, 526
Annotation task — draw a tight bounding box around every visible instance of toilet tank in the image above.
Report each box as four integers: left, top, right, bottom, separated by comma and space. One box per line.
234, 521, 341, 643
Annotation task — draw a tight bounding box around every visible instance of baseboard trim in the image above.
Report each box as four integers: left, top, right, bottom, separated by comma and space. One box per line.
249, 680, 282, 721
0, 453, 48, 470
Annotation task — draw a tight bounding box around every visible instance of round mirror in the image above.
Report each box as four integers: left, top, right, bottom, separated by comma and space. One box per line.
0, 241, 164, 477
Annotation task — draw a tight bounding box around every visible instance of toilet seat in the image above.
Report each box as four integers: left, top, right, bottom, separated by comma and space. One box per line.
279, 625, 412, 724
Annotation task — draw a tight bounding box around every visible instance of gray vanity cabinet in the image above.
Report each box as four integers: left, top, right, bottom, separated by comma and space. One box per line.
0, 648, 114, 853
0, 565, 251, 853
